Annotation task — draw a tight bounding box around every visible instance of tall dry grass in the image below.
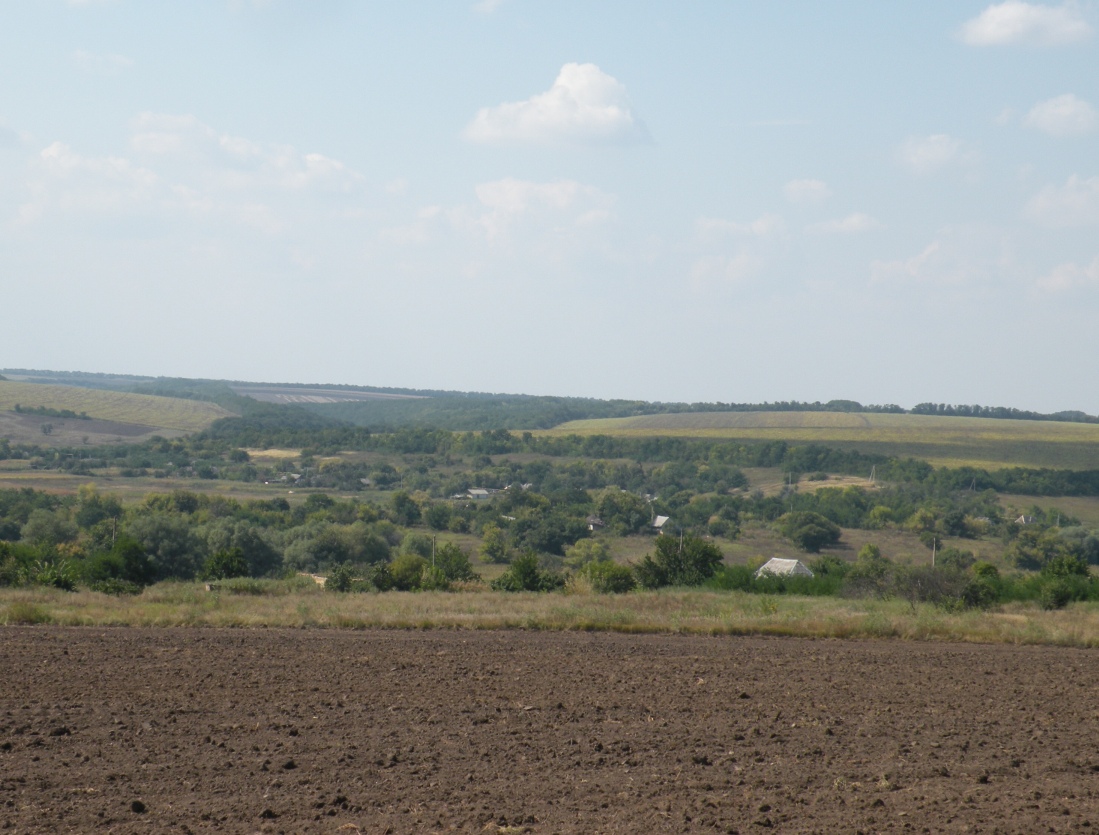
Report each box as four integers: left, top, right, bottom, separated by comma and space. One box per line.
5, 584, 1099, 646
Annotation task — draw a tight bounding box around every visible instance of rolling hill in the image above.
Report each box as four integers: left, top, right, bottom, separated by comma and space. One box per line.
547, 411, 1099, 471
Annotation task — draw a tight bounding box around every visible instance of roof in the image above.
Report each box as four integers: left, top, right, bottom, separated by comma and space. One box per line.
755, 558, 814, 579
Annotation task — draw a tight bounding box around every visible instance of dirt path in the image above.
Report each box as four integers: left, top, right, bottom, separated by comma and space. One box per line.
2, 627, 1099, 833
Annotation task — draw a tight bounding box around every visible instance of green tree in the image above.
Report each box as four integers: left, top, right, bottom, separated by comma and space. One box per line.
775, 511, 841, 553
490, 553, 564, 592
389, 491, 421, 526
433, 542, 478, 582
479, 523, 509, 564
563, 538, 610, 569
634, 534, 723, 589
202, 547, 249, 581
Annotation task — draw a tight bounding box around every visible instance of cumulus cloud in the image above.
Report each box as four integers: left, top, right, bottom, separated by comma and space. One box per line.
19, 114, 363, 233
870, 228, 1015, 286
896, 134, 969, 175
1028, 175, 1099, 226
1036, 256, 1099, 291
958, 1, 1092, 46
463, 63, 648, 146
130, 112, 362, 193
71, 49, 133, 75
696, 213, 786, 238
19, 141, 158, 221
1024, 93, 1099, 136
783, 179, 831, 207
810, 213, 882, 234
382, 178, 615, 245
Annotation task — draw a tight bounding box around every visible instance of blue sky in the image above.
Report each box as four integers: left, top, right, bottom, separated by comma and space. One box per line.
2, 1, 1097, 412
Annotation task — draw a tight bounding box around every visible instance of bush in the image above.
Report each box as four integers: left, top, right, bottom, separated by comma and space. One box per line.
390, 553, 428, 591
88, 578, 143, 596
491, 553, 565, 592
578, 560, 636, 594
369, 563, 394, 591
325, 562, 357, 593
1040, 579, 1073, 610
775, 511, 841, 552
202, 547, 249, 581
634, 534, 724, 589
433, 542, 479, 583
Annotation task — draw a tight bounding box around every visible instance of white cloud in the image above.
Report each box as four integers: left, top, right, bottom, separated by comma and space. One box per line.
1028, 175, 1099, 226
473, 0, 506, 14
959, 1, 1092, 46
1024, 93, 1099, 136
696, 213, 786, 238
130, 112, 363, 193
783, 178, 831, 206
810, 213, 882, 234
870, 228, 1015, 286
896, 134, 968, 175
19, 141, 158, 221
463, 63, 648, 146
19, 115, 362, 234
71, 49, 133, 75
1036, 256, 1099, 291
382, 178, 615, 245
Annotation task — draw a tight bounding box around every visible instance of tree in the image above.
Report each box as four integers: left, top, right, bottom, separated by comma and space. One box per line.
563, 538, 610, 569
479, 523, 509, 564
490, 553, 564, 592
125, 513, 206, 580
775, 511, 841, 552
634, 534, 723, 589
202, 547, 249, 581
595, 489, 651, 535
389, 491, 421, 526
433, 542, 478, 582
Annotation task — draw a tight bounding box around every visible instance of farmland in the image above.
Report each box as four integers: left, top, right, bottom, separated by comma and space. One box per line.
550, 410, 1099, 470
0, 381, 235, 444
3, 626, 1099, 833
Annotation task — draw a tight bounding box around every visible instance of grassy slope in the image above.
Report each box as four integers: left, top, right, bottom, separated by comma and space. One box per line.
0, 380, 236, 432
547, 411, 1099, 471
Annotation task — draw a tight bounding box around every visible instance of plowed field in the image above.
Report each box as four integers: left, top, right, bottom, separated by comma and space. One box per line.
2, 628, 1098, 833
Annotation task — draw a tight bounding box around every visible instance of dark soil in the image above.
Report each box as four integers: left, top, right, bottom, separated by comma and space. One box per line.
2, 627, 1099, 833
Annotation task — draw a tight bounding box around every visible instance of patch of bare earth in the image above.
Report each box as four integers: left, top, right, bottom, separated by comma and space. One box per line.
2, 628, 1098, 833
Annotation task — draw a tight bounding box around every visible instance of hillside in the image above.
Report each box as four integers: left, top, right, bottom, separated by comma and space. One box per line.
548, 411, 1099, 471
0, 380, 236, 445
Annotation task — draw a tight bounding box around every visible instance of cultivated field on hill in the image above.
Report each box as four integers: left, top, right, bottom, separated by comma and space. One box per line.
3, 627, 1099, 834
0, 381, 235, 444
549, 411, 1099, 470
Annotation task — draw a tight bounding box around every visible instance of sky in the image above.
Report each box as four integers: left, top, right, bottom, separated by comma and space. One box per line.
1, 1, 1097, 412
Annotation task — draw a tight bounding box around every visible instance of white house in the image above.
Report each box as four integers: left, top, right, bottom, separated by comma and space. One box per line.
754, 558, 814, 579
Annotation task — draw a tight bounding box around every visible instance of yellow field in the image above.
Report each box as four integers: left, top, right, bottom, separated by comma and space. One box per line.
547, 412, 1099, 470
0, 381, 235, 432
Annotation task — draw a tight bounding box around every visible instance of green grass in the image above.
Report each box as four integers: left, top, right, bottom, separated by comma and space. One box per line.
5, 583, 1099, 646
0, 380, 235, 432
547, 411, 1099, 471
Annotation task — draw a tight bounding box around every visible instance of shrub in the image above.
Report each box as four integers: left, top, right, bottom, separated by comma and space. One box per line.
88, 578, 143, 596
1040, 580, 1073, 611
634, 534, 724, 589
491, 553, 564, 592
390, 553, 428, 591
960, 577, 999, 609
433, 542, 479, 582
563, 538, 610, 569
202, 547, 249, 581
579, 560, 636, 594
27, 559, 76, 591
369, 563, 394, 591
775, 511, 841, 553
325, 562, 357, 593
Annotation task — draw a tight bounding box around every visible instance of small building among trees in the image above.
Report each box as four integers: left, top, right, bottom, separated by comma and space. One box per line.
754, 558, 814, 579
